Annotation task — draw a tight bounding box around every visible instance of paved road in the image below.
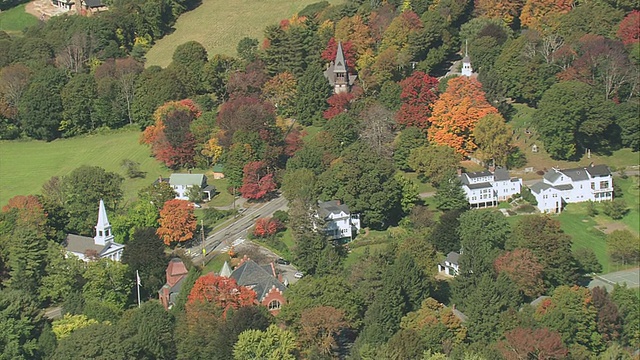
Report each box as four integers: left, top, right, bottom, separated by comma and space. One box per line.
187, 195, 289, 264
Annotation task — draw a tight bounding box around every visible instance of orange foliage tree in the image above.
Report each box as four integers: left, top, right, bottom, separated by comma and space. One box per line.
519, 0, 573, 32
474, 0, 524, 25
140, 99, 201, 169
186, 273, 257, 317
427, 77, 498, 155
2, 195, 47, 228
494, 249, 545, 298
156, 199, 197, 246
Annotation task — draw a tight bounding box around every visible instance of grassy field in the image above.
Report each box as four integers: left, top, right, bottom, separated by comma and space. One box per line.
145, 0, 344, 68
0, 4, 38, 36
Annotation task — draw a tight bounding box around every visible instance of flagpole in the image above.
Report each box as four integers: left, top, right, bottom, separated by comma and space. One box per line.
136, 270, 141, 308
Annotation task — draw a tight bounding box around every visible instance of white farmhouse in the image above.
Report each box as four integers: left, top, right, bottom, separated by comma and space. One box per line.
316, 200, 361, 241
168, 174, 215, 201
459, 167, 522, 208
530, 164, 613, 213
438, 252, 460, 276
64, 199, 124, 262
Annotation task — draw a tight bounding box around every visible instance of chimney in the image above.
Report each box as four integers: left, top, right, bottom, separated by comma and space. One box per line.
457, 168, 462, 176
336, 199, 341, 205
270, 262, 277, 277
158, 175, 163, 183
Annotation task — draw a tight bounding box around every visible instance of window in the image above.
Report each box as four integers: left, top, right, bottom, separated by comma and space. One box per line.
543, 195, 548, 199
600, 181, 609, 189
268, 300, 281, 310
98, 230, 103, 236
591, 182, 595, 190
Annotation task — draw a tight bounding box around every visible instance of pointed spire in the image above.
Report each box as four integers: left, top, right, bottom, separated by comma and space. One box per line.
220, 261, 232, 278
97, 199, 110, 229
333, 41, 347, 73
461, 39, 473, 77
94, 199, 114, 246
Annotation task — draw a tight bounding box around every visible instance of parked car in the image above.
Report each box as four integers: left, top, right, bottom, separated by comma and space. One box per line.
276, 258, 290, 265
192, 203, 202, 208
294, 272, 304, 279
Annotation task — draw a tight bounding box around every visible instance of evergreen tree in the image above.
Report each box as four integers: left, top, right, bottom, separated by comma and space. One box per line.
433, 177, 468, 211
295, 64, 332, 126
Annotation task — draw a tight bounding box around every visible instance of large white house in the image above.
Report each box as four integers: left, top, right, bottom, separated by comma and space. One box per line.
64, 199, 124, 262
459, 167, 522, 208
316, 200, 361, 241
167, 174, 216, 201
530, 164, 613, 213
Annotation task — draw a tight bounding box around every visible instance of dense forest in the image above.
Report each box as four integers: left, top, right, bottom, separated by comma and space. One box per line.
1, 0, 639, 358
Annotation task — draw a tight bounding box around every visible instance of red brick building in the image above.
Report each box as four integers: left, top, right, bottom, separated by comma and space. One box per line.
225, 257, 287, 315
158, 258, 189, 310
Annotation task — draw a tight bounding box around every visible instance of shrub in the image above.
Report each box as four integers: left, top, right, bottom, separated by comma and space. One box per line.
515, 204, 536, 213
603, 199, 628, 220
120, 159, 145, 178
586, 201, 598, 217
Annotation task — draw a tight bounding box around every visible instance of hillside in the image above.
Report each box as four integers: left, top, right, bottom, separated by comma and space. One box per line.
145, 0, 344, 67
0, 129, 166, 206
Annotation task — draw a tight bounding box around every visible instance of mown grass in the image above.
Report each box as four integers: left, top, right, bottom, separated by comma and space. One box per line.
0, 129, 167, 206
145, 0, 344, 68
0, 4, 38, 36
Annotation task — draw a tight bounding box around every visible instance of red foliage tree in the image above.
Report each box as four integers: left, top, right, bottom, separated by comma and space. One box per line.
428, 76, 498, 155
156, 199, 197, 246
226, 60, 269, 97
239, 161, 277, 200
2, 195, 47, 228
253, 217, 284, 238
284, 128, 305, 156
396, 71, 439, 129
216, 96, 275, 148
321, 38, 357, 69
590, 286, 622, 342
497, 327, 568, 360
494, 249, 545, 298
617, 11, 640, 45
186, 273, 257, 318
323, 92, 355, 120
140, 99, 200, 169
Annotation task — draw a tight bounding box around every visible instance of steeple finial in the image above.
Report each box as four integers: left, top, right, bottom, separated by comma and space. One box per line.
465, 39, 468, 57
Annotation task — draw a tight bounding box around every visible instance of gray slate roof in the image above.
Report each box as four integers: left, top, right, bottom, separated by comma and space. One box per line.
529, 182, 552, 194
561, 168, 590, 181
555, 184, 574, 191
64, 234, 108, 255
543, 170, 562, 183
466, 170, 493, 179
466, 182, 493, 190
493, 167, 510, 181
445, 251, 460, 265
231, 259, 285, 302
586, 164, 611, 177
334, 41, 347, 73
84, 0, 104, 7
318, 200, 350, 218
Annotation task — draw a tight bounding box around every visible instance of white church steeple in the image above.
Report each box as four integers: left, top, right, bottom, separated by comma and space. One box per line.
94, 199, 114, 246
461, 39, 473, 77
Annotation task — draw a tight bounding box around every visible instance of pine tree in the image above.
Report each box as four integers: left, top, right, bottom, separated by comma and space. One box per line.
295, 64, 332, 126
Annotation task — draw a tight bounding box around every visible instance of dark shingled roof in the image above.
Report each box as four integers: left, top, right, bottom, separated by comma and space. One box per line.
543, 170, 562, 183
554, 184, 574, 191
466, 182, 493, 190
64, 234, 108, 255
445, 251, 460, 265
466, 170, 493, 179
84, 0, 104, 7
561, 168, 590, 181
493, 167, 510, 181
318, 200, 350, 218
231, 259, 285, 302
529, 182, 552, 194
586, 164, 611, 177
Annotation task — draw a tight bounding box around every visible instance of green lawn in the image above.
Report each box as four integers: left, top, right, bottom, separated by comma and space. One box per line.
0, 4, 38, 36
203, 253, 231, 273
401, 171, 435, 194
207, 178, 234, 207
0, 129, 167, 206
145, 0, 344, 67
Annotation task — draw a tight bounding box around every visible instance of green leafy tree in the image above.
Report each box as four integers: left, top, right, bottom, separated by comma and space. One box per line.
233, 324, 297, 360
237, 37, 259, 62
138, 181, 177, 210
408, 145, 461, 187
464, 273, 520, 343
0, 289, 42, 360
60, 73, 98, 137
433, 177, 468, 211
169, 41, 208, 97
295, 63, 332, 125
121, 227, 167, 299
132, 67, 185, 127
535, 285, 604, 353
110, 200, 159, 243
473, 113, 512, 166
610, 284, 640, 348
510, 215, 579, 288
18, 66, 68, 141
51, 323, 123, 360
603, 199, 628, 220
82, 259, 132, 310
119, 301, 177, 359
39, 243, 85, 304
431, 209, 464, 253
394, 127, 427, 171
607, 229, 640, 265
